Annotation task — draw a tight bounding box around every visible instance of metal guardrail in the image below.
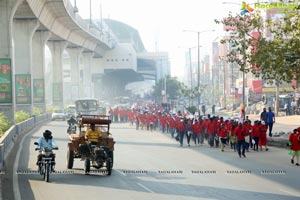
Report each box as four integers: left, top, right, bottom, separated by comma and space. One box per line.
0, 113, 51, 170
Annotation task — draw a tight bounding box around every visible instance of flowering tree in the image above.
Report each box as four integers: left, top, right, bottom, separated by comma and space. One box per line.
215, 7, 300, 87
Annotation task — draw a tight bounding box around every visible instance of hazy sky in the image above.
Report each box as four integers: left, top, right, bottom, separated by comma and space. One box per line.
72, 0, 243, 77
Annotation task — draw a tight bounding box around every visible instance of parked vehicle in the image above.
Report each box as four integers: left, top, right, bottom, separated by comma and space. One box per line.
34, 142, 58, 182
51, 110, 66, 121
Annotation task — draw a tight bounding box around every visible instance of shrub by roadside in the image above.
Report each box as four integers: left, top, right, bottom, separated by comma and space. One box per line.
14, 111, 30, 124
32, 107, 42, 116
0, 113, 11, 137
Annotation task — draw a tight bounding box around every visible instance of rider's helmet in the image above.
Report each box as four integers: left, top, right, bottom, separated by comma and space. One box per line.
43, 130, 52, 139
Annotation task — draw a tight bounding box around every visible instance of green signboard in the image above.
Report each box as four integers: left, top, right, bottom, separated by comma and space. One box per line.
0, 59, 12, 103
33, 79, 45, 103
53, 83, 62, 102
15, 74, 31, 104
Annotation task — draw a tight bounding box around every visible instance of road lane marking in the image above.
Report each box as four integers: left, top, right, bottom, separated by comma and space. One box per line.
115, 169, 127, 176
137, 183, 154, 193
13, 130, 29, 200
279, 189, 300, 197
13, 126, 41, 200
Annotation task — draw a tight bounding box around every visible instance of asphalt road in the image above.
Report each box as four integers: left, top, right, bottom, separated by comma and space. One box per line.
2, 121, 300, 200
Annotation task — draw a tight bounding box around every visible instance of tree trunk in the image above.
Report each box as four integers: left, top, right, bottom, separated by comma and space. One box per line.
275, 81, 279, 117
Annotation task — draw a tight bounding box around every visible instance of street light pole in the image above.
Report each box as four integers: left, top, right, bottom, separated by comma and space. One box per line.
74, 0, 79, 12
242, 63, 245, 106
89, 0, 92, 24
197, 32, 200, 107
189, 47, 193, 106
222, 1, 252, 107
240, 10, 247, 108
219, 59, 226, 108
183, 29, 215, 110
178, 46, 197, 106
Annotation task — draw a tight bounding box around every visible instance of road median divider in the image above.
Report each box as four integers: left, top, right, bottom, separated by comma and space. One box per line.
0, 113, 51, 170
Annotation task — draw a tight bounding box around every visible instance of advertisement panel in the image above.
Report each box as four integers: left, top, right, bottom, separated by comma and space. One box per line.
33, 79, 45, 103
15, 74, 31, 104
0, 59, 12, 103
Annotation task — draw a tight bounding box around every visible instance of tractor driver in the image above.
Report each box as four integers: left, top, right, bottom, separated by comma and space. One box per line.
85, 123, 102, 145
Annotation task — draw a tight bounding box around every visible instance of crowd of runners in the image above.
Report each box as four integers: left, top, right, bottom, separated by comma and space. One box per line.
109, 102, 300, 164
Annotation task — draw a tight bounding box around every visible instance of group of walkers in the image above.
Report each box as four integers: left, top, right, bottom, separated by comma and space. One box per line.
284, 99, 300, 116
144, 113, 269, 158
109, 102, 300, 164
125, 103, 272, 159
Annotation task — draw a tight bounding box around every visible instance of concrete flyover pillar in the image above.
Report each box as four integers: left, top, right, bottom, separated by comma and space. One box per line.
82, 51, 94, 99
0, 0, 20, 123
66, 47, 83, 102
32, 30, 50, 113
47, 41, 67, 109
13, 19, 39, 114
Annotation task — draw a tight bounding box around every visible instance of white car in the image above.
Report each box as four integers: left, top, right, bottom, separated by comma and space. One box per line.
51, 110, 66, 121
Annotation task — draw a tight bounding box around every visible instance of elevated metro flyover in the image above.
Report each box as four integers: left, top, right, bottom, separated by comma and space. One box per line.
0, 0, 117, 122
0, 0, 169, 123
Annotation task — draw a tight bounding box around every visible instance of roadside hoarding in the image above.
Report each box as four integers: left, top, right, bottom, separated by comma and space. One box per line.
15, 74, 31, 104
33, 79, 45, 103
0, 59, 12, 103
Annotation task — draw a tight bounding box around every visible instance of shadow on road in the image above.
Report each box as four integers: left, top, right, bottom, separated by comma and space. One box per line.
32, 168, 300, 200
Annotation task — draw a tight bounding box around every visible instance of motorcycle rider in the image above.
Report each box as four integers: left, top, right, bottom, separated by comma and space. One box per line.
35, 130, 58, 171
67, 115, 77, 134
67, 115, 77, 126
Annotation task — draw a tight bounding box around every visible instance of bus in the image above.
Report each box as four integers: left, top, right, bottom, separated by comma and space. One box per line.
75, 99, 99, 116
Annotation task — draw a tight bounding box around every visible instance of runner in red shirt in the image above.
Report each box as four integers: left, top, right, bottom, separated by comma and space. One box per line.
202, 117, 209, 141
235, 122, 246, 158
177, 119, 185, 147
160, 114, 167, 133
288, 128, 300, 165
186, 118, 193, 147
252, 120, 260, 151
218, 123, 228, 152
192, 119, 200, 146
259, 121, 269, 151
243, 120, 252, 152
207, 118, 216, 147
198, 118, 205, 145
168, 115, 176, 138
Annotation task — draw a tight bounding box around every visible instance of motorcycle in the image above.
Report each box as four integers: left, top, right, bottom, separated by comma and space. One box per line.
67, 123, 77, 134
67, 117, 77, 134
34, 142, 58, 182
84, 142, 113, 175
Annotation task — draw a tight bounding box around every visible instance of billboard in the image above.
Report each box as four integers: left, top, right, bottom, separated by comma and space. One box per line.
0, 59, 12, 103
33, 79, 45, 103
15, 74, 31, 104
